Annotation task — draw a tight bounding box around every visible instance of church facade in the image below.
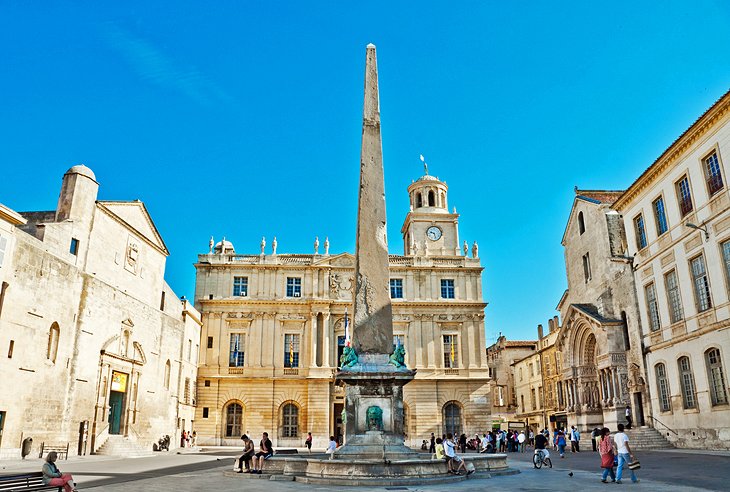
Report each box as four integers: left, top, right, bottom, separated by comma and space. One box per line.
193, 171, 491, 449
0, 166, 200, 458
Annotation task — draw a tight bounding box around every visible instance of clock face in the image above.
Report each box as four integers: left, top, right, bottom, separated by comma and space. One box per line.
426, 226, 442, 241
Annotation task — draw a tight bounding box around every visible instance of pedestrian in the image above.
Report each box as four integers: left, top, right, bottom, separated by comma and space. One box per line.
495, 430, 503, 453
556, 430, 567, 458
528, 429, 535, 448
236, 434, 255, 473
598, 427, 615, 483
625, 405, 633, 429
180, 430, 186, 448
305, 432, 313, 453
191, 430, 197, 447
570, 425, 580, 452
252, 431, 274, 474
185, 430, 190, 448
591, 427, 598, 452
429, 432, 436, 454
42, 451, 78, 492
613, 424, 639, 484
458, 433, 467, 454
480, 433, 489, 453
518, 431, 526, 452
444, 433, 471, 475
435, 437, 446, 462
326, 435, 337, 459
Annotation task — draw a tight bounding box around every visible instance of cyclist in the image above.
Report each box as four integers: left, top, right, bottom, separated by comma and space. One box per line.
534, 431, 550, 461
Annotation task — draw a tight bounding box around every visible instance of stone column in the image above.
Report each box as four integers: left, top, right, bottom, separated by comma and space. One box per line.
309, 314, 319, 369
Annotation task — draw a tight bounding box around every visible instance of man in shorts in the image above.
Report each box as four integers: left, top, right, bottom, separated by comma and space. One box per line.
534, 430, 550, 461
444, 433, 471, 475
252, 432, 274, 474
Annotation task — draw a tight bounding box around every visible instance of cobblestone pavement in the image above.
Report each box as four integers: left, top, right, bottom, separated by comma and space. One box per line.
3, 447, 727, 491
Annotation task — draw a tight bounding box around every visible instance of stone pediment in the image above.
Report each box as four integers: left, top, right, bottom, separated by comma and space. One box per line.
97, 201, 169, 255
314, 252, 355, 267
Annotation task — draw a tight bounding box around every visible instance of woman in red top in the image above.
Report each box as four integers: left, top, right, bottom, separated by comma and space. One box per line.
598, 427, 616, 483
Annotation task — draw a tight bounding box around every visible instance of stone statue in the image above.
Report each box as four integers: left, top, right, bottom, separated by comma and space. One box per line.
272, 236, 278, 255
260, 236, 266, 255
463, 240, 468, 256
314, 236, 320, 255
389, 344, 406, 368
341, 407, 347, 425
324, 237, 330, 255
412, 240, 419, 255
472, 241, 479, 258
339, 345, 358, 368
209, 236, 214, 254
366, 406, 383, 431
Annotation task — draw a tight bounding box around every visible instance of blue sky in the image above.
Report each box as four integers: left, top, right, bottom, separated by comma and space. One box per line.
2, 1, 729, 342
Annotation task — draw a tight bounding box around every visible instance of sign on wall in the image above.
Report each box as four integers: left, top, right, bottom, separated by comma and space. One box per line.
111, 371, 128, 392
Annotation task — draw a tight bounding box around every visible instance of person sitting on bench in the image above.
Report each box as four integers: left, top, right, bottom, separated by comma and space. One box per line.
42, 451, 78, 492
252, 431, 274, 474
237, 434, 255, 473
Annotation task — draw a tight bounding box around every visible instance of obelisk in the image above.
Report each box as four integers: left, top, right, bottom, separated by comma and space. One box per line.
353, 43, 393, 357
335, 44, 416, 460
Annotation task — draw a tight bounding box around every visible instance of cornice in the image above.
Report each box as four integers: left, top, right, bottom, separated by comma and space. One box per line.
614, 89, 730, 211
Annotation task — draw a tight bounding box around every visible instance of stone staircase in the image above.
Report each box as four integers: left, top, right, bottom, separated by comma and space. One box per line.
625, 426, 674, 450
95, 435, 155, 457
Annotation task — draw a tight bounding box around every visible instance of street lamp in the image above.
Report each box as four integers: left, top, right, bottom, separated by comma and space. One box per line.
685, 222, 709, 241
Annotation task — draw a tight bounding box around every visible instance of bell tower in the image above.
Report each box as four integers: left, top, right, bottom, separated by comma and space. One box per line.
400, 168, 461, 256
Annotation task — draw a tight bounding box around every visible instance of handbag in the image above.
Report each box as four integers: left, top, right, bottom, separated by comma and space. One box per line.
628, 460, 641, 470
600, 452, 614, 469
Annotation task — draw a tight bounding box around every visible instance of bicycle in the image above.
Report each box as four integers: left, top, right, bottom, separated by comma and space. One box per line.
533, 449, 553, 469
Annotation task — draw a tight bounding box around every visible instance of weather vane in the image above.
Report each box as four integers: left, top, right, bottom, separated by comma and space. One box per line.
419, 154, 429, 175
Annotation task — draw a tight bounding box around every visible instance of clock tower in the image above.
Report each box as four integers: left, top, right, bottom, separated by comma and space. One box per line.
400, 170, 461, 256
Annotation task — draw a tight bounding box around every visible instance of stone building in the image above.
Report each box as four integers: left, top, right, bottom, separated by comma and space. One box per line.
511, 349, 543, 433
613, 90, 730, 449
0, 165, 200, 459
485, 336, 537, 429
536, 317, 562, 430
553, 189, 650, 430
193, 171, 491, 449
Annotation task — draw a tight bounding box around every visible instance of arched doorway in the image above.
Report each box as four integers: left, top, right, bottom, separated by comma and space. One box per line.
443, 402, 461, 436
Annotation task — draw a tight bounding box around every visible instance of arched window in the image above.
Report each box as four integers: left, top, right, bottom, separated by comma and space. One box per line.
281, 402, 299, 438
621, 312, 631, 350
443, 402, 461, 436
440, 192, 446, 208
225, 402, 243, 437
678, 356, 696, 409
578, 211, 586, 235
47, 323, 60, 362
705, 348, 728, 406
416, 193, 423, 208
655, 363, 671, 412
164, 360, 171, 390
428, 190, 435, 206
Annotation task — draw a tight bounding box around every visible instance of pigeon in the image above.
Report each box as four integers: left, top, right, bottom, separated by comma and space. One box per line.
568, 472, 573, 477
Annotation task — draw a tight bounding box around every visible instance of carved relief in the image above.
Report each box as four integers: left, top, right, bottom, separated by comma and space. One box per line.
329, 272, 354, 299
280, 313, 306, 320
124, 235, 140, 274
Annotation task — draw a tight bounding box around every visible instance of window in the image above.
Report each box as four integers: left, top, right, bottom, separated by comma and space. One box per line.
705, 348, 728, 406
390, 278, 403, 299
337, 336, 346, 368
202, 407, 209, 418
690, 255, 712, 312
634, 214, 647, 250
225, 402, 243, 437
443, 335, 458, 368
520, 394, 525, 413
578, 211, 585, 235
229, 334, 245, 367
187, 339, 192, 361
281, 403, 299, 438
531, 388, 536, 410
416, 193, 422, 208
440, 279, 455, 299
644, 283, 661, 332
443, 402, 461, 436
676, 175, 693, 217
8, 340, 14, 358
0, 234, 7, 267
0, 281, 8, 319
47, 322, 60, 363
678, 356, 697, 409
184, 378, 190, 404
284, 334, 300, 368
204, 379, 211, 387
160, 291, 166, 310
703, 151, 724, 196
529, 363, 534, 377
207, 336, 213, 349
164, 360, 171, 389
233, 276, 248, 297
664, 270, 684, 323
286, 277, 302, 297
519, 367, 523, 381
428, 190, 435, 206
655, 363, 671, 412
582, 253, 591, 283
653, 196, 668, 236
722, 240, 730, 290
70, 238, 79, 256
